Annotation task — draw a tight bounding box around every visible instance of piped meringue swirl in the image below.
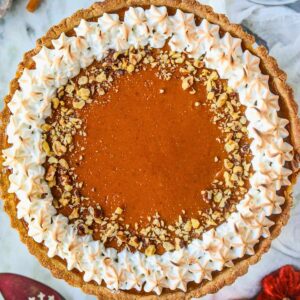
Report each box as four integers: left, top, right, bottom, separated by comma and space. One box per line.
2, 6, 293, 294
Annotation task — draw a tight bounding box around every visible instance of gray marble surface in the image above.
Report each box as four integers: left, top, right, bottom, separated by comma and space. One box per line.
0, 1, 300, 300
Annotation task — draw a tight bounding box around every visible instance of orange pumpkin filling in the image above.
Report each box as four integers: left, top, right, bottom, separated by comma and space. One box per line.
43, 47, 251, 253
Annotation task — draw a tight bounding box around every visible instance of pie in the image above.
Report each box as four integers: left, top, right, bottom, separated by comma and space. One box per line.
1, 0, 299, 299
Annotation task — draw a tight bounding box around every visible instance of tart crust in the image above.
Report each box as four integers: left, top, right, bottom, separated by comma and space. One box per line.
0, 0, 300, 299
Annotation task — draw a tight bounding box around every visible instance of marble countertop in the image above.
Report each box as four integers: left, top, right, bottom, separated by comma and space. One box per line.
0, 1, 300, 300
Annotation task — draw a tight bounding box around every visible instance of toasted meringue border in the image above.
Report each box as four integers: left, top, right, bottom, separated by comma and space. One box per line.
0, 1, 300, 299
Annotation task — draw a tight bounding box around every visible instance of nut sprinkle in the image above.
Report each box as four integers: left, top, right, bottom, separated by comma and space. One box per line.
43, 46, 252, 254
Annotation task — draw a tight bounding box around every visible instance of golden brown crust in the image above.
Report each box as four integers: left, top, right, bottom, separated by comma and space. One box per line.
0, 0, 299, 299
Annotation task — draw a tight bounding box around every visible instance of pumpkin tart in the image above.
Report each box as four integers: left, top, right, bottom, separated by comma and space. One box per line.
1, 1, 300, 299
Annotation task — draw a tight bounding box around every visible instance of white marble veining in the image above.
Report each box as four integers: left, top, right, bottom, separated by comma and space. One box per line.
0, 1, 299, 300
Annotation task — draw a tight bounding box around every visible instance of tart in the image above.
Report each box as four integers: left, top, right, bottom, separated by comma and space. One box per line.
1, 0, 300, 299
